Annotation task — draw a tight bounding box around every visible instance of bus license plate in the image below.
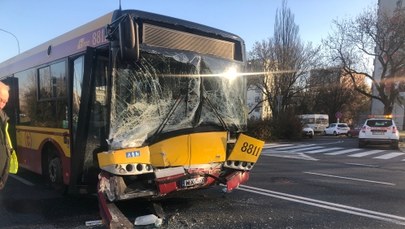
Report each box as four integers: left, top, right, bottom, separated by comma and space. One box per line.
182, 177, 205, 187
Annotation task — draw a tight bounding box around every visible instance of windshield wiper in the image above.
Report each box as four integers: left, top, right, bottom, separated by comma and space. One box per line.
203, 95, 229, 131
191, 75, 228, 131
149, 95, 184, 142
191, 91, 228, 131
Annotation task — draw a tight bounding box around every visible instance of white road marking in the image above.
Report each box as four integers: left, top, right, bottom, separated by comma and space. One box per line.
290, 146, 324, 152
373, 152, 405, 160
261, 152, 318, 161
348, 150, 385, 157
9, 174, 35, 186
324, 148, 362, 155
263, 143, 294, 149
305, 147, 344, 154
271, 144, 315, 150
239, 185, 405, 226
303, 172, 395, 186
344, 163, 379, 168
265, 143, 405, 161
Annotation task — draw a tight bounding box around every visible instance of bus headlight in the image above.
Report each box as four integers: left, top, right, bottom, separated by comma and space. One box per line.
101, 163, 153, 175
224, 160, 255, 171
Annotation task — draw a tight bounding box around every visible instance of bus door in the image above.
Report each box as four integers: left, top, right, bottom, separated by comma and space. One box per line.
69, 47, 109, 194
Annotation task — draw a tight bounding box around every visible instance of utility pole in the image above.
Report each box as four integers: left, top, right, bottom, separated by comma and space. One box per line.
0, 28, 20, 55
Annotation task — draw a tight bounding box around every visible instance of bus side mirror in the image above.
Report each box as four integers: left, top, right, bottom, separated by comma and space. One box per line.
118, 15, 139, 61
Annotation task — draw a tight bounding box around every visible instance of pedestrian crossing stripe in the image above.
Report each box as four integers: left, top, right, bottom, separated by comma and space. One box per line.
349, 150, 385, 158
374, 152, 405, 159
305, 147, 344, 154
265, 143, 405, 161
324, 148, 362, 155
264, 143, 294, 149
290, 146, 324, 152
266, 144, 312, 150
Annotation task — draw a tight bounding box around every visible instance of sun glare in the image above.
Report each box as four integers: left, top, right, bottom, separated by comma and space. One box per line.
223, 67, 238, 80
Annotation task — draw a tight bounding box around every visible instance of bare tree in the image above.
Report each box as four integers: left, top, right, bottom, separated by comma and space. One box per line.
324, 5, 405, 115
249, 0, 319, 119
311, 69, 370, 123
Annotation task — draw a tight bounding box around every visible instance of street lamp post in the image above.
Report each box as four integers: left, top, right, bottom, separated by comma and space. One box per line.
0, 28, 20, 55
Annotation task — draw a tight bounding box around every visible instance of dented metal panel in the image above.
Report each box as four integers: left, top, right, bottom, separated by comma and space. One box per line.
149, 132, 227, 167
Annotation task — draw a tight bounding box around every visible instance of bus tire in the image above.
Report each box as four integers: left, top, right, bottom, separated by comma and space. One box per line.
48, 156, 66, 194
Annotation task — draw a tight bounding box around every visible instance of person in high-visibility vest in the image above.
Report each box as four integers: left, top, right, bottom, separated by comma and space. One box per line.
0, 81, 18, 190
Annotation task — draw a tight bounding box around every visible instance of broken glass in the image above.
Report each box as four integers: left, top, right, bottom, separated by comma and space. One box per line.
109, 49, 246, 149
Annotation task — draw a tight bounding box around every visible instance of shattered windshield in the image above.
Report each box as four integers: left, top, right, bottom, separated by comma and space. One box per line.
109, 50, 247, 149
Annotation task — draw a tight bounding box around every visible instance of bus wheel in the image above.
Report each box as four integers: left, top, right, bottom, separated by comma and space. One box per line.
48, 156, 66, 193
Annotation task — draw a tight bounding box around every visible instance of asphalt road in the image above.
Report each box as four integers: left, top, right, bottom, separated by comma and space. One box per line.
1, 136, 405, 228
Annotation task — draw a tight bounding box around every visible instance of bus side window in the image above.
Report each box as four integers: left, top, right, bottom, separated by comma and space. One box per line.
72, 56, 84, 132
36, 61, 67, 128
16, 68, 37, 125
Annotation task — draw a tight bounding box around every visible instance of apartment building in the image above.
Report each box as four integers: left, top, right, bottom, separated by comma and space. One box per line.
371, 0, 405, 129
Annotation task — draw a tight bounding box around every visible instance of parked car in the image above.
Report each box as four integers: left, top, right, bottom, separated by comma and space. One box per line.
323, 123, 350, 136
302, 125, 314, 138
358, 118, 399, 149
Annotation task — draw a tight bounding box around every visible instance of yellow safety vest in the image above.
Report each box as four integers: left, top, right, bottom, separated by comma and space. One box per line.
5, 123, 18, 174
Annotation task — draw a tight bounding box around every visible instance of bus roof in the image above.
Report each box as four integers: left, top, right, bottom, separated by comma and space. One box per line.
0, 9, 245, 78
0, 12, 113, 78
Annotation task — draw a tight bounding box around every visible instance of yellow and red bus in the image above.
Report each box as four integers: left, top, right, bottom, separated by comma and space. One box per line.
0, 9, 263, 203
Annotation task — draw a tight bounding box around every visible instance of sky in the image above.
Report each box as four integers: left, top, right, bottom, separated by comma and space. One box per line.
0, 0, 377, 63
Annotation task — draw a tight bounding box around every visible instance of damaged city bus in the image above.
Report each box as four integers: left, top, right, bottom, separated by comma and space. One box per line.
0, 8, 263, 226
